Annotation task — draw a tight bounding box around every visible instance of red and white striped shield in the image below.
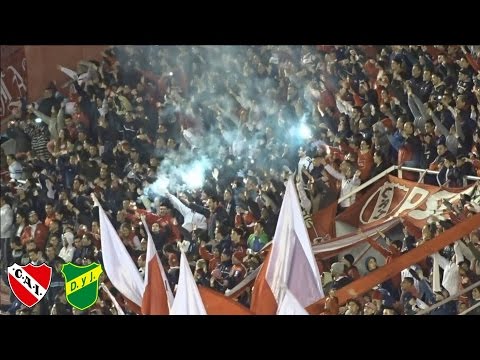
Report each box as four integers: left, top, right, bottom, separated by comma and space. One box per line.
7, 263, 52, 307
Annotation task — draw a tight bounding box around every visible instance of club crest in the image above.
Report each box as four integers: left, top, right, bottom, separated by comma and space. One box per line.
61, 262, 103, 310
7, 263, 52, 307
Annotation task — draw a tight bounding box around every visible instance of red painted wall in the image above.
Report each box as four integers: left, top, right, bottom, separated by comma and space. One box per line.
24, 45, 108, 101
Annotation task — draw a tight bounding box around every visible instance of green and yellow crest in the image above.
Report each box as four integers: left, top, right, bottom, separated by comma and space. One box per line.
61, 262, 103, 310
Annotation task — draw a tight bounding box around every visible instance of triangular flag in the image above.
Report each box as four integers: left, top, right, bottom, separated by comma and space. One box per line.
251, 177, 324, 314
141, 216, 174, 315
95, 195, 144, 312
170, 251, 207, 315
277, 288, 309, 315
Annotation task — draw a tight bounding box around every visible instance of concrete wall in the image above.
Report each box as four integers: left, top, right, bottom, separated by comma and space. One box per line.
24, 45, 108, 101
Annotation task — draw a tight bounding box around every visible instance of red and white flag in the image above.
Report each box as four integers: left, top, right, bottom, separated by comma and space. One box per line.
141, 216, 174, 315
170, 251, 207, 315
251, 177, 324, 314
96, 196, 144, 311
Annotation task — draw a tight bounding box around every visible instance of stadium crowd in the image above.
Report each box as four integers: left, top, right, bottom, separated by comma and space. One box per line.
1, 45, 480, 315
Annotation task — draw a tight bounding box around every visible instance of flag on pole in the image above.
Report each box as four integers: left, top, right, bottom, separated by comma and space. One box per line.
250, 177, 324, 314
277, 288, 309, 315
95, 195, 144, 312
170, 250, 207, 315
141, 216, 174, 315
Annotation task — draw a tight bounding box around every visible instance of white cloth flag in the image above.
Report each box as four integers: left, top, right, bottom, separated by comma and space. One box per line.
96, 196, 144, 307
170, 251, 207, 315
277, 288, 309, 315
266, 177, 324, 308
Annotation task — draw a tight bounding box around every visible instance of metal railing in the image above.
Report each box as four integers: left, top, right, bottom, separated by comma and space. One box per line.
416, 280, 480, 315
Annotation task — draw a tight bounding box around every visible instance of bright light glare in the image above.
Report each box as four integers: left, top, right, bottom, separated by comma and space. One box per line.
299, 123, 312, 139
182, 163, 204, 189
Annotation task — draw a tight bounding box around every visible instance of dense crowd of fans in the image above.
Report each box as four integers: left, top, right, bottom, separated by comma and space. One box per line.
1, 45, 480, 315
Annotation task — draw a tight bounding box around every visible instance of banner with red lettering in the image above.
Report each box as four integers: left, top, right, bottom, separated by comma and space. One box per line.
1, 46, 28, 132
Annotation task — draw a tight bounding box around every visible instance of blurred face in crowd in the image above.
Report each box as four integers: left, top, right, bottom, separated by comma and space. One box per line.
224, 190, 232, 202
367, 258, 377, 271
158, 205, 168, 217
120, 226, 131, 238
81, 235, 91, 247
346, 300, 360, 315
423, 69, 432, 82
29, 212, 39, 225
412, 64, 422, 78
206, 198, 216, 212
403, 122, 414, 136
29, 250, 41, 263
472, 287, 480, 300
151, 223, 160, 233
45, 204, 54, 216
425, 122, 435, 134
16, 213, 25, 225
45, 246, 56, 260
437, 144, 447, 156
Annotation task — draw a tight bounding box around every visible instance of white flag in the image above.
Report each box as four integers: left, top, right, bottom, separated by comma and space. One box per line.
170, 251, 207, 315
96, 196, 144, 307
277, 288, 309, 315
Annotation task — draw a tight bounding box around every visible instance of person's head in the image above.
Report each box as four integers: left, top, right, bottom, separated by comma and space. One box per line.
360, 138, 371, 152
358, 118, 369, 130
396, 116, 406, 131
342, 254, 355, 268
400, 277, 414, 292
346, 299, 361, 315
151, 222, 161, 234
140, 238, 147, 252
231, 227, 244, 244
137, 253, 146, 268
365, 256, 377, 272
6, 154, 16, 165
62, 231, 74, 247
49, 234, 60, 248
436, 143, 447, 156
254, 220, 265, 235
458, 260, 470, 276
214, 224, 229, 241
16, 211, 26, 225
363, 302, 377, 315
157, 203, 169, 217
456, 95, 467, 110
431, 72, 443, 86
45, 245, 56, 260
472, 287, 480, 300
120, 224, 132, 238
28, 211, 39, 225
220, 248, 232, 263
330, 262, 345, 278
403, 121, 414, 136
412, 63, 422, 78
81, 234, 92, 247
28, 248, 42, 263
206, 196, 219, 212
373, 151, 384, 166
443, 153, 455, 168
223, 188, 232, 202
423, 68, 432, 82
212, 245, 221, 258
